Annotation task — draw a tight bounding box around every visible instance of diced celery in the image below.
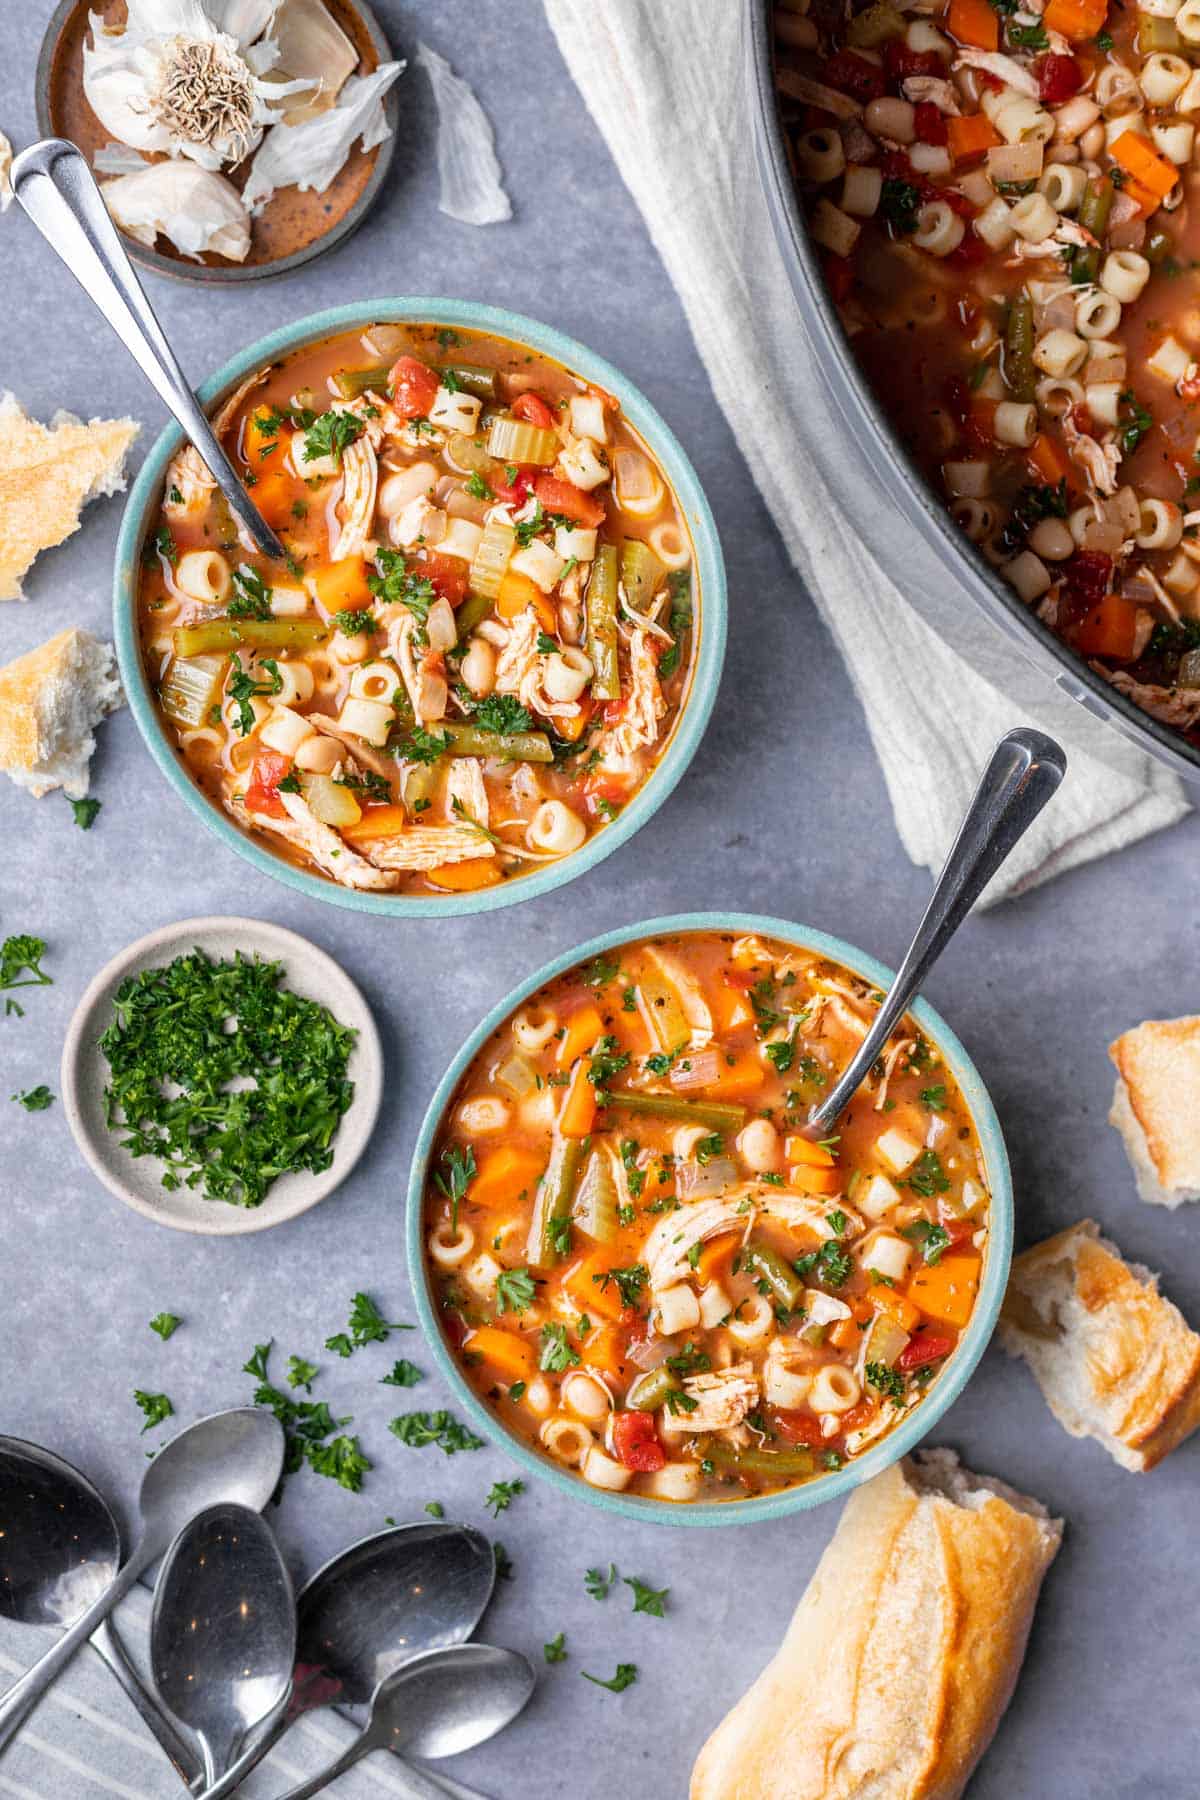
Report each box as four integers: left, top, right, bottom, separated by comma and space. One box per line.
304, 773, 362, 828
447, 433, 493, 475
586, 544, 620, 700
572, 1148, 618, 1244
485, 416, 559, 466
158, 653, 226, 728
468, 517, 516, 601
620, 539, 666, 613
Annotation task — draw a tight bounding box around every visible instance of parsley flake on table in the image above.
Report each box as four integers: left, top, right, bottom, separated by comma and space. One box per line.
99, 950, 356, 1209
624, 1577, 669, 1617
287, 1355, 318, 1390
585, 1563, 618, 1600
582, 1663, 638, 1693
11, 1085, 53, 1111
306, 1436, 372, 1492
543, 1632, 568, 1664
70, 797, 102, 831
134, 1390, 173, 1433
389, 1410, 484, 1454
149, 1312, 181, 1341
424, 1500, 444, 1518
242, 1340, 369, 1491
381, 1359, 424, 1388
0, 935, 52, 991
485, 1478, 525, 1518
493, 1542, 514, 1581
325, 1292, 413, 1357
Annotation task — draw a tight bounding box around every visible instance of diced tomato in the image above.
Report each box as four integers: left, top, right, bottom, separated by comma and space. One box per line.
491, 464, 535, 507
772, 1410, 825, 1448
880, 149, 914, 183
245, 752, 292, 820
913, 101, 948, 146
823, 48, 886, 103
897, 1331, 957, 1371
511, 392, 555, 429
415, 550, 468, 606
388, 355, 440, 420
532, 473, 606, 528
442, 1310, 468, 1350
947, 230, 990, 267
883, 42, 943, 80
821, 252, 854, 305
1062, 550, 1113, 611
1037, 52, 1082, 104
611, 1410, 666, 1473
583, 771, 632, 818
935, 1210, 979, 1250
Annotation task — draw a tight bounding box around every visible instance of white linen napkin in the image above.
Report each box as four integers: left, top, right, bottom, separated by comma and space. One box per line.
543, 0, 1190, 903
0, 1585, 428, 1800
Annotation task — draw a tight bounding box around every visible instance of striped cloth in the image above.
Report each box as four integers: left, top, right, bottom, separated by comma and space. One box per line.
0, 1585, 420, 1799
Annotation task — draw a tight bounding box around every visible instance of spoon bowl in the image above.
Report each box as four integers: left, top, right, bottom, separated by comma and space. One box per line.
152, 1503, 295, 1788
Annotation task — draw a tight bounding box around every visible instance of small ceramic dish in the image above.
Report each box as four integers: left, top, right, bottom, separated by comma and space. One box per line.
406, 911, 1013, 1528
60, 915, 383, 1235
35, 0, 399, 283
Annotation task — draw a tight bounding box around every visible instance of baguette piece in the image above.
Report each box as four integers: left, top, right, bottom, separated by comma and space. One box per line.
1108, 1017, 1200, 1208
998, 1218, 1200, 1472
0, 393, 139, 600
690, 1450, 1061, 1800
0, 628, 123, 797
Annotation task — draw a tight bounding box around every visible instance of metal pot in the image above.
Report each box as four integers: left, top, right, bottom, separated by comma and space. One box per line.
744, 1, 1200, 783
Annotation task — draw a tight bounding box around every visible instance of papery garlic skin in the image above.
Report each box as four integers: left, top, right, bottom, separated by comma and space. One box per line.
241, 61, 403, 211
416, 42, 512, 227
102, 161, 252, 261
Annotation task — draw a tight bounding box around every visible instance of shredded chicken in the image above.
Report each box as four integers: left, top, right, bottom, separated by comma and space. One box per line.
951, 50, 1041, 96
644, 1197, 756, 1293
239, 790, 399, 890
494, 607, 581, 723
166, 370, 267, 516
1063, 412, 1121, 496
330, 437, 378, 561
1094, 666, 1200, 728
601, 626, 665, 757
901, 76, 961, 114
873, 1037, 915, 1112
679, 1363, 759, 1433
388, 612, 447, 724
445, 756, 489, 829
363, 825, 494, 871
758, 1190, 863, 1241
775, 66, 862, 117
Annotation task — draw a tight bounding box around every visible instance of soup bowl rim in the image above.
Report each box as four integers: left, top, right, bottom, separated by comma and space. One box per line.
113, 298, 727, 916
405, 909, 1013, 1527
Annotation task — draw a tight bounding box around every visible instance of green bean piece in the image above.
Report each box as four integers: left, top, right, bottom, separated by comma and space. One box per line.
627, 1367, 682, 1412
332, 363, 392, 399
526, 1136, 583, 1268
173, 618, 327, 657
744, 1241, 804, 1312
845, 0, 906, 45
1073, 179, 1113, 285
441, 722, 554, 764
1002, 296, 1036, 403
604, 1091, 748, 1132
439, 363, 498, 400
586, 544, 621, 700
452, 590, 494, 641
620, 539, 666, 613
701, 1438, 816, 1477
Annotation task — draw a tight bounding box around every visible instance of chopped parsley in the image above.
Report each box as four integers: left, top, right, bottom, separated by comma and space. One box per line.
904, 1151, 951, 1198
470, 693, 535, 736
624, 1576, 669, 1617
302, 410, 364, 464
12, 1085, 53, 1111
902, 1219, 953, 1265
695, 1132, 724, 1165
143, 523, 178, 568
485, 1478, 525, 1517
920, 1084, 947, 1111
369, 548, 436, 623
287, 1355, 318, 1390
582, 1663, 638, 1693
1006, 18, 1048, 48
514, 499, 544, 547
539, 1322, 581, 1373
435, 1142, 476, 1237
496, 1267, 537, 1313
334, 768, 391, 805
397, 726, 451, 765
465, 470, 493, 501
332, 608, 378, 635
381, 1359, 424, 1388
666, 1341, 712, 1377
866, 1362, 906, 1403
134, 1390, 173, 1433
324, 1292, 413, 1358
544, 1632, 568, 1664
1118, 390, 1153, 457
227, 654, 282, 734
585, 1562, 618, 1600
228, 565, 273, 619
389, 1410, 485, 1454
584, 955, 620, 989
794, 1240, 852, 1289
149, 1312, 181, 1341
592, 1263, 649, 1308
880, 177, 921, 236
658, 570, 692, 679
70, 797, 102, 831
0, 936, 52, 991
493, 1542, 514, 1581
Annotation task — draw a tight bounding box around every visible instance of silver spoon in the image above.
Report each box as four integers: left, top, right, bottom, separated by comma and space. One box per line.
9, 137, 286, 560
0, 1436, 200, 1786
0, 1408, 284, 1752
274, 1643, 536, 1800
805, 726, 1066, 1136
152, 1504, 295, 1789
201, 1521, 495, 1800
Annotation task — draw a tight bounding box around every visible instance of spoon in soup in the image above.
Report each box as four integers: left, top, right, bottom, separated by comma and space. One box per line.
802, 726, 1066, 1137
9, 138, 286, 561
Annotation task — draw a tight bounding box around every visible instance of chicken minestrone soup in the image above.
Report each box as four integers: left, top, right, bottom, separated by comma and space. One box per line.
138, 323, 698, 895
422, 931, 990, 1504
774, 0, 1200, 743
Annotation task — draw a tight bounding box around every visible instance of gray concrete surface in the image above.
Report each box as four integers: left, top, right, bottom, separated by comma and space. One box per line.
2, 3, 1199, 1795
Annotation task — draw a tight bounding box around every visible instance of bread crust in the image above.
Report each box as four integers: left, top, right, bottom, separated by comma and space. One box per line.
0, 628, 122, 797
0, 394, 139, 600
998, 1218, 1200, 1471
689, 1452, 1061, 1800
1109, 1018, 1200, 1206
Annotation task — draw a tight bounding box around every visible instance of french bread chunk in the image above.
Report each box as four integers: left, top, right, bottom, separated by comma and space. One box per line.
998, 1218, 1200, 1472
0, 628, 123, 798
690, 1449, 1061, 1800
1108, 1017, 1200, 1208
0, 393, 139, 600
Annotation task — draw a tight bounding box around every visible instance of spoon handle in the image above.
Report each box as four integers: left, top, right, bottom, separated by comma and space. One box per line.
806, 727, 1066, 1135
91, 1617, 203, 1789
8, 138, 286, 561
0, 1541, 147, 1751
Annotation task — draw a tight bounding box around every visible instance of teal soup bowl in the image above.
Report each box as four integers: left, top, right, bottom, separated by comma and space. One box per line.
407, 912, 1013, 1528
115, 300, 726, 917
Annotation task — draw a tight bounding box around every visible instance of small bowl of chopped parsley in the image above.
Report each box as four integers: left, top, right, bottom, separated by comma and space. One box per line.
60, 917, 382, 1234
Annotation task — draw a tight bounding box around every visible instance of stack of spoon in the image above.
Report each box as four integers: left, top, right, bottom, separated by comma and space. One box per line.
0, 1416, 533, 1797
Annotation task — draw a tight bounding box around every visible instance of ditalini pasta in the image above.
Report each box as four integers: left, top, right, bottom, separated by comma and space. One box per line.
422, 930, 991, 1503
138, 323, 697, 895
774, 0, 1200, 744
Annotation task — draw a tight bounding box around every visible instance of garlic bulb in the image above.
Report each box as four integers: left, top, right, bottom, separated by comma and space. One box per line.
102, 162, 251, 261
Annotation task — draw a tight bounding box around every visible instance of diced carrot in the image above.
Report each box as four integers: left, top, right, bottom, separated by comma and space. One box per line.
425, 860, 503, 891
310, 556, 372, 613
695, 1231, 740, 1286
905, 1253, 981, 1328
712, 981, 755, 1034
945, 111, 1001, 161
245, 406, 282, 464
249, 468, 299, 530
581, 1323, 628, 1378
563, 1250, 625, 1322
830, 1315, 864, 1353
700, 1052, 766, 1098
558, 1059, 597, 1139
872, 1286, 922, 1334
1121, 175, 1161, 216
1028, 432, 1069, 486
788, 1163, 843, 1195
496, 570, 556, 634
556, 1004, 606, 1068
342, 804, 409, 844
948, 0, 999, 51
606, 1006, 651, 1058
468, 1145, 546, 1211
1042, 0, 1108, 38
1073, 593, 1140, 660
1109, 130, 1179, 199
784, 1136, 834, 1168
463, 1324, 535, 1382
966, 398, 999, 448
